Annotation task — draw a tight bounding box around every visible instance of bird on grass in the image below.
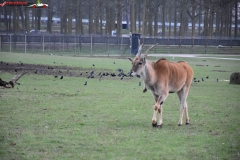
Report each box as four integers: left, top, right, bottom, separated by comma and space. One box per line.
35, 70, 38, 74
60, 76, 63, 79
84, 81, 87, 85
54, 76, 58, 78
206, 76, 209, 79
202, 78, 204, 81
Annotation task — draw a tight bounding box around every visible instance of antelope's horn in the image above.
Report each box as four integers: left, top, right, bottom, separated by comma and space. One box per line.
144, 44, 158, 57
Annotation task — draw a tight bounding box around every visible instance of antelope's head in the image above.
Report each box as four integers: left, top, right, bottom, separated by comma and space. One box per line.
128, 44, 157, 76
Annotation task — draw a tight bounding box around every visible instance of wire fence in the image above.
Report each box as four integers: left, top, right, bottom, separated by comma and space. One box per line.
0, 34, 240, 56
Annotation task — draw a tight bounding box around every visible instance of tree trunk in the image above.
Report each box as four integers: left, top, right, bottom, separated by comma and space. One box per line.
76, 0, 83, 35
130, 0, 136, 33
191, 0, 196, 38
13, 6, 19, 33
148, 8, 153, 36
174, 3, 177, 36
234, 1, 238, 37
67, 0, 72, 35
89, 5, 93, 35
137, 2, 141, 33
116, 0, 123, 36
154, 9, 158, 36
25, 8, 30, 34
47, 0, 53, 33
142, 0, 148, 36
162, 0, 166, 37
19, 7, 25, 32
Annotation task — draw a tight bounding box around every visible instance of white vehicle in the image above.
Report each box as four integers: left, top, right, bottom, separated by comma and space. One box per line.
27, 3, 48, 8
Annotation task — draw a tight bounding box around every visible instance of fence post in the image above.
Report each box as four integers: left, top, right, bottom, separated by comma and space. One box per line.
10, 35, 11, 53
62, 36, 64, 52
0, 35, 1, 53
42, 35, 44, 53
25, 35, 26, 54
91, 35, 93, 57
179, 37, 181, 54
205, 37, 207, 54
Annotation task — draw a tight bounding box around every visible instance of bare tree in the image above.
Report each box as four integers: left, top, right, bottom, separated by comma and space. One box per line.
116, 0, 123, 36
234, 0, 238, 37
75, 0, 83, 35
47, 0, 53, 33
130, 0, 136, 33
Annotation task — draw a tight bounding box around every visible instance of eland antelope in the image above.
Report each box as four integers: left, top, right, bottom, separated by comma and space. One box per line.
129, 44, 194, 127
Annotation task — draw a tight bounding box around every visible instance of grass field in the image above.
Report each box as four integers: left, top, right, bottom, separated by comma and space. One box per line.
0, 52, 240, 160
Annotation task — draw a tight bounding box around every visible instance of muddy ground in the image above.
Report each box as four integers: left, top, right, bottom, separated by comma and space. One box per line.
0, 61, 133, 81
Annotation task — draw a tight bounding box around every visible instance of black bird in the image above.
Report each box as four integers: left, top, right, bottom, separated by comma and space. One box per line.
35, 70, 38, 74
193, 77, 196, 80
216, 79, 218, 82
80, 73, 82, 76
117, 68, 123, 73
121, 76, 124, 80
90, 71, 94, 75
60, 76, 63, 79
111, 73, 116, 77
202, 78, 204, 81
14, 69, 17, 72
206, 76, 209, 79
198, 80, 200, 82
59, 70, 62, 73
54, 76, 58, 78
48, 67, 50, 69
92, 64, 95, 66
84, 81, 87, 85
98, 72, 101, 76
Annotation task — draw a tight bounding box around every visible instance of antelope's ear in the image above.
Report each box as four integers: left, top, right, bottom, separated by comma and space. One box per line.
128, 58, 133, 62
141, 57, 146, 63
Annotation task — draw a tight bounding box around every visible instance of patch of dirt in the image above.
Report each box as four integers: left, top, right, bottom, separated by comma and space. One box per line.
0, 61, 133, 81
212, 70, 230, 72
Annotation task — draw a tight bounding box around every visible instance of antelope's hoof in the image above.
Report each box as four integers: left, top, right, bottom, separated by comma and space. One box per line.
152, 122, 157, 127
186, 122, 190, 125
178, 124, 182, 126
157, 124, 163, 128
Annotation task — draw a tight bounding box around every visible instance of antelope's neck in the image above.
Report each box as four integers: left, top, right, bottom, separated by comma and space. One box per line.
140, 62, 152, 83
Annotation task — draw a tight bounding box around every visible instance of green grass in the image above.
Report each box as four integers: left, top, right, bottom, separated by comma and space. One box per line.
0, 52, 240, 160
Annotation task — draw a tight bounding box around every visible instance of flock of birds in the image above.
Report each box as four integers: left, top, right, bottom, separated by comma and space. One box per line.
1, 61, 220, 87
33, 62, 135, 86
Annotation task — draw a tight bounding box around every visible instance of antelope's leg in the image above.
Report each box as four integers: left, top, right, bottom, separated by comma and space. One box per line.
152, 104, 159, 127
157, 105, 163, 127
177, 86, 190, 126
177, 90, 184, 126
152, 94, 159, 127
185, 102, 190, 124
152, 94, 166, 127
